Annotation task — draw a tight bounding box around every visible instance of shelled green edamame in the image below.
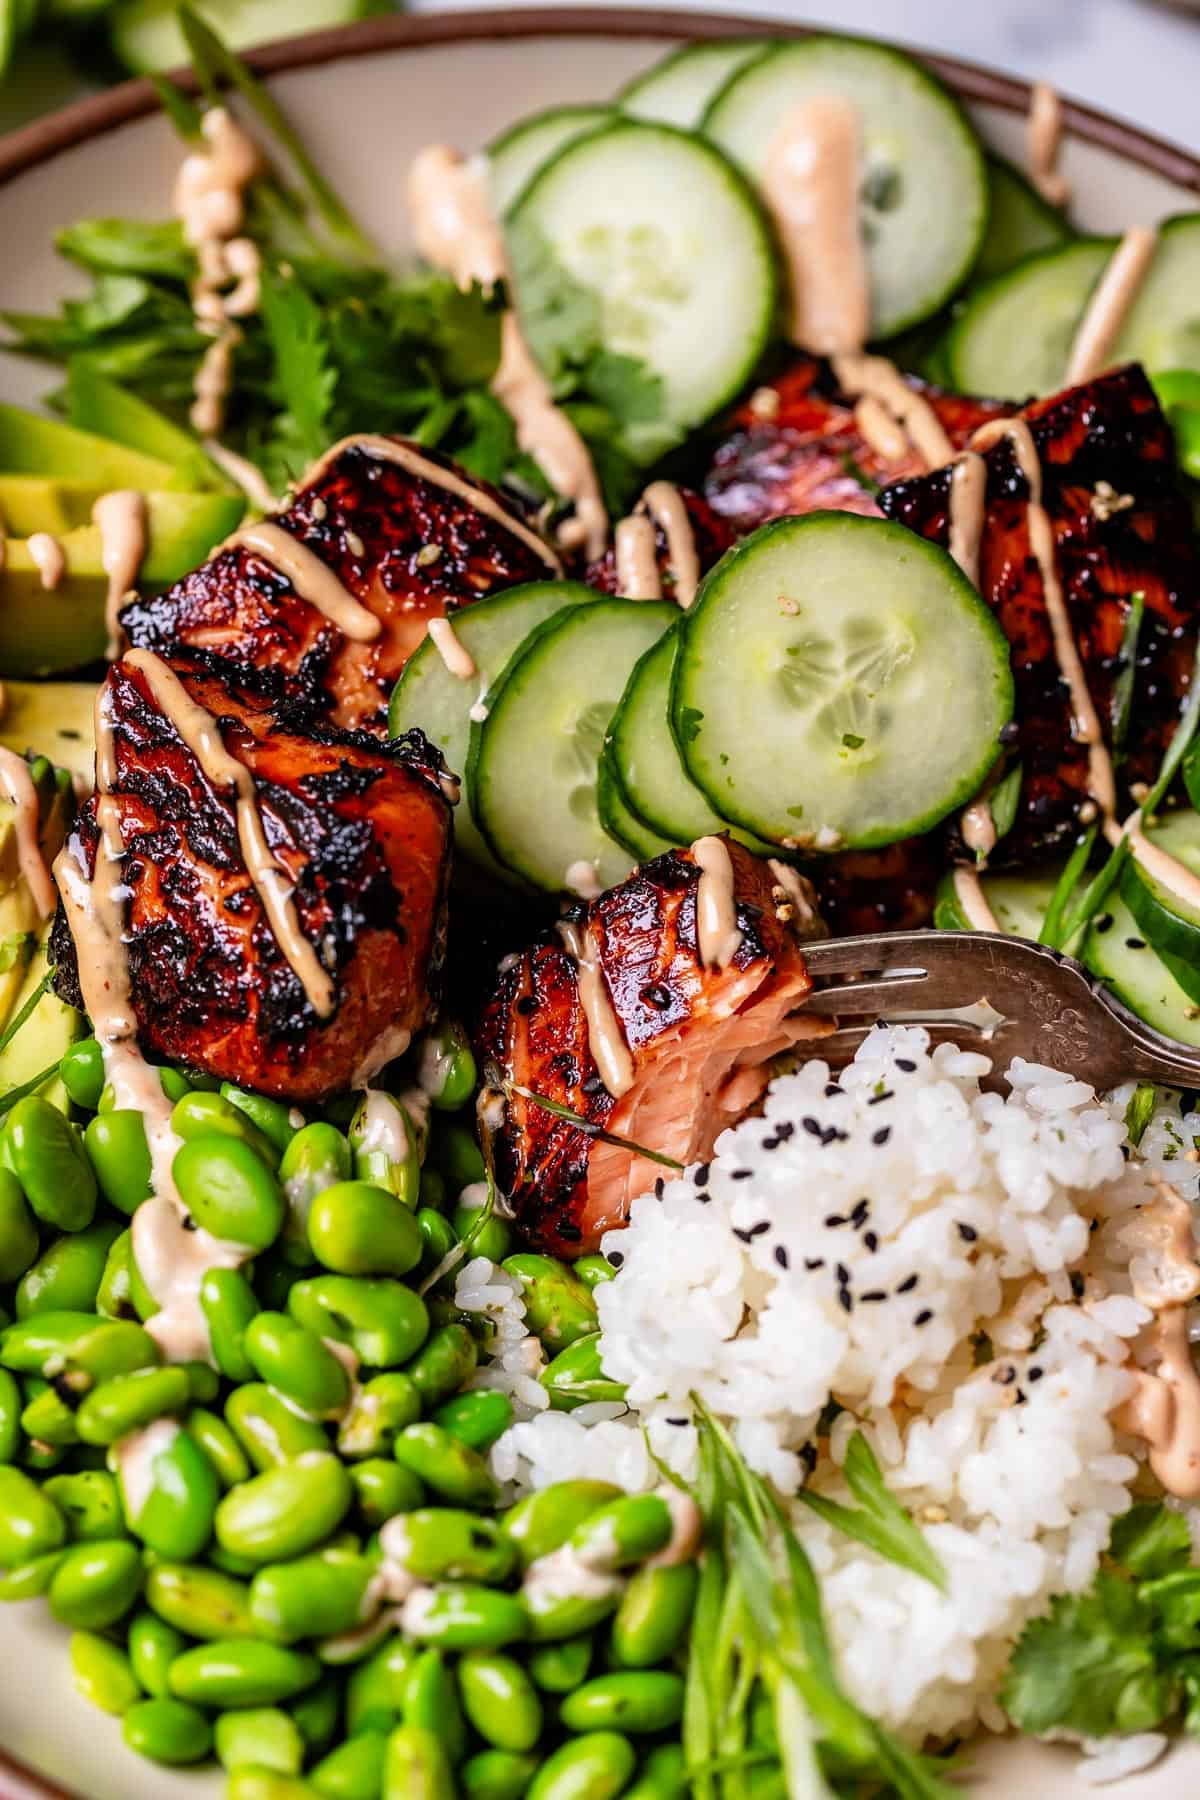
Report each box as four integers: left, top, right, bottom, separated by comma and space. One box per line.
0, 1013, 701, 1798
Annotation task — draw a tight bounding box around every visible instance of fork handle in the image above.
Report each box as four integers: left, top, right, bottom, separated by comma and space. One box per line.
1114, 1022, 1200, 1092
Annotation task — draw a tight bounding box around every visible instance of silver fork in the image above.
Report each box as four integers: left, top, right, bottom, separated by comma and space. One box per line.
800, 931, 1200, 1092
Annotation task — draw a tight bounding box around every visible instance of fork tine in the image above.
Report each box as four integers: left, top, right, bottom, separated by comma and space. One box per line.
803, 934, 938, 977
803, 975, 931, 1016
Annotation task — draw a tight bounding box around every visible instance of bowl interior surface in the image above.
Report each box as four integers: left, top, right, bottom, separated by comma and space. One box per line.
0, 17, 1195, 1798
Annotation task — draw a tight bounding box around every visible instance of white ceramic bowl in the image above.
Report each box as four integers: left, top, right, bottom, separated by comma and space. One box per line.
0, 13, 1198, 1795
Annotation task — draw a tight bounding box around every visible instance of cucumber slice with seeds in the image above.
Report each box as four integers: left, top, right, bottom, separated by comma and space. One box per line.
471, 598, 675, 892
507, 120, 776, 462
488, 105, 615, 216
702, 35, 988, 339
617, 39, 767, 128
1118, 810, 1200, 999
673, 513, 1014, 851
975, 154, 1073, 285
1111, 214, 1200, 375
946, 237, 1116, 398
597, 745, 675, 864
388, 582, 593, 876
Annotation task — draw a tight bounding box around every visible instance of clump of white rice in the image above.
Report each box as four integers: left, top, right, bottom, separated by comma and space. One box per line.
489, 1025, 1199, 1746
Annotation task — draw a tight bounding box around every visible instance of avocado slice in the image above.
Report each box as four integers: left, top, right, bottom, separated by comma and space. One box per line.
0, 475, 115, 536
0, 928, 82, 1112
0, 402, 177, 490
66, 364, 229, 494
0, 489, 245, 675
0, 758, 73, 1040
0, 682, 96, 789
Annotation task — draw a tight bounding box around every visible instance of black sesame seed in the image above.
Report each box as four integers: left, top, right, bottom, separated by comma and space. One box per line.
749, 1221, 771, 1238
182, 1215, 198, 1233
872, 1127, 892, 1146
665, 1417, 688, 1426
897, 1274, 919, 1294
654, 1179, 665, 1199
607, 1250, 624, 1268
774, 1122, 796, 1142
895, 1058, 917, 1072
774, 1245, 790, 1270
914, 1309, 933, 1326
835, 1262, 850, 1285
957, 1223, 978, 1243
732, 1169, 753, 1181
761, 1136, 779, 1151
641, 982, 672, 1010
1028, 1366, 1044, 1382
867, 1091, 894, 1107
825, 1083, 843, 1098
1125, 936, 1147, 951
824, 1213, 846, 1228
696, 1193, 711, 1204
800, 1442, 818, 1474
864, 1231, 878, 1252
999, 720, 1020, 745
805, 1257, 825, 1271
1070, 1272, 1085, 1299
581, 1074, 605, 1095
838, 1289, 853, 1313
822, 1127, 849, 1146
859, 1290, 887, 1303
992, 1365, 1016, 1386
802, 1117, 824, 1138
1015, 1389, 1028, 1406
693, 1164, 711, 1186
733, 1227, 754, 1245
850, 1198, 870, 1225
1094, 914, 1114, 935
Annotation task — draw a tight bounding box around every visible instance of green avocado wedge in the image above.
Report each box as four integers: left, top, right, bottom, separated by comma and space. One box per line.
0, 490, 245, 675
0, 682, 96, 788
65, 365, 229, 494
0, 403, 177, 491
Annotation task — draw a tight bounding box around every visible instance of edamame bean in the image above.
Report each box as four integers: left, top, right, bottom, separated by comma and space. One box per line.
403, 1323, 477, 1410
0, 1310, 98, 1375
430, 1121, 485, 1192
172, 1090, 279, 1166
540, 1333, 625, 1411
215, 1706, 305, 1774
200, 1267, 260, 1382
20, 1383, 79, 1448
289, 1276, 429, 1370
99, 1066, 191, 1112
400, 1584, 527, 1651
568, 1495, 672, 1571
382, 1724, 454, 1800
419, 1168, 447, 1213
452, 1190, 512, 1263
145, 1561, 258, 1640
0, 1366, 20, 1463
560, 1671, 684, 1734
121, 1421, 221, 1560
215, 1454, 353, 1564
528, 1635, 593, 1693
189, 1406, 252, 1487
0, 1169, 38, 1283
346, 1635, 416, 1735
350, 1093, 419, 1209
402, 1647, 466, 1762
293, 1675, 342, 1756
338, 1370, 421, 1461
0, 1465, 65, 1565
501, 1254, 597, 1351
226, 1383, 330, 1471
48, 1537, 142, 1628
84, 1111, 152, 1214
59, 1036, 104, 1110
174, 1135, 285, 1251
458, 1650, 543, 1752
76, 1364, 190, 1445
279, 1123, 352, 1263
348, 1458, 422, 1529
501, 1481, 621, 1568
624, 1744, 687, 1800
168, 1639, 321, 1707
96, 1230, 135, 1321
244, 1312, 352, 1416
393, 1423, 497, 1508
308, 1181, 423, 1280
416, 1206, 456, 1272
59, 1318, 161, 1388
431, 1389, 513, 1453
462, 1749, 540, 1800
250, 1546, 379, 1644
0, 1547, 65, 1601
123, 1696, 213, 1765
70, 1628, 141, 1715
380, 1508, 515, 1585
611, 1562, 698, 1668
5, 1096, 96, 1231
128, 1609, 187, 1696
572, 1255, 616, 1292
221, 1084, 300, 1157
416, 1021, 477, 1112
310, 1730, 387, 1800
526, 1732, 636, 1800
21, 1435, 66, 1473
226, 1774, 320, 1800
44, 1470, 127, 1542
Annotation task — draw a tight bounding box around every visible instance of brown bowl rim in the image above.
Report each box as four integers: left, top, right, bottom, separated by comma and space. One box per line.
0, 7, 1198, 1796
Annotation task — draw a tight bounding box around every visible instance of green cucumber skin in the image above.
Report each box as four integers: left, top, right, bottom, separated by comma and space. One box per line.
596, 746, 675, 864
671, 512, 1015, 852
1119, 857, 1200, 967
617, 39, 770, 128
487, 105, 616, 216
974, 154, 1073, 286
946, 237, 1116, 399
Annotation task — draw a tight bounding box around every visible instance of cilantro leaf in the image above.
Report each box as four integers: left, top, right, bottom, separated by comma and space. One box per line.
794, 1430, 948, 1591
1124, 1082, 1158, 1151
258, 268, 336, 473
582, 350, 664, 429
1002, 1574, 1162, 1737
1109, 1502, 1191, 1578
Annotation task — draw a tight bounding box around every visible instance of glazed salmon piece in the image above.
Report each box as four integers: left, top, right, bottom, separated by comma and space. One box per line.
703, 357, 1009, 532
878, 364, 1200, 863
475, 840, 830, 1256
51, 650, 453, 1101
120, 436, 559, 735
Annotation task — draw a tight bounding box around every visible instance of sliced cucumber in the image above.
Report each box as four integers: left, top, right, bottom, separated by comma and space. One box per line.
946, 238, 1116, 398
488, 105, 615, 217
1111, 214, 1200, 376
974, 155, 1073, 286
507, 121, 776, 462
597, 744, 675, 864
471, 599, 675, 893
109, 0, 375, 73
610, 625, 743, 848
673, 513, 1014, 851
388, 581, 592, 875
702, 35, 988, 339
1118, 810, 1200, 1000
934, 866, 1057, 938
617, 39, 767, 128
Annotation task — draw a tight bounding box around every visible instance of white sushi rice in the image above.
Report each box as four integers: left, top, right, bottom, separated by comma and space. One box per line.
486, 1025, 1200, 1747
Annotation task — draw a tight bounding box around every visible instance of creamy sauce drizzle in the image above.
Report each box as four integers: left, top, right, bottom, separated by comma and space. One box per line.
1064, 225, 1157, 387
960, 798, 998, 860
641, 482, 701, 610
93, 490, 147, 662
114, 1418, 181, 1520
564, 860, 602, 902
1116, 1182, 1200, 1498
174, 107, 264, 438
952, 864, 1002, 933
832, 353, 953, 470
0, 748, 54, 919
227, 521, 380, 643
426, 616, 477, 681
692, 835, 743, 968
202, 439, 277, 512
124, 649, 336, 1018
407, 145, 606, 562
853, 396, 907, 464
557, 918, 633, 1099
27, 533, 65, 590
763, 95, 870, 355
614, 515, 661, 600
946, 451, 987, 589
1026, 81, 1072, 208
